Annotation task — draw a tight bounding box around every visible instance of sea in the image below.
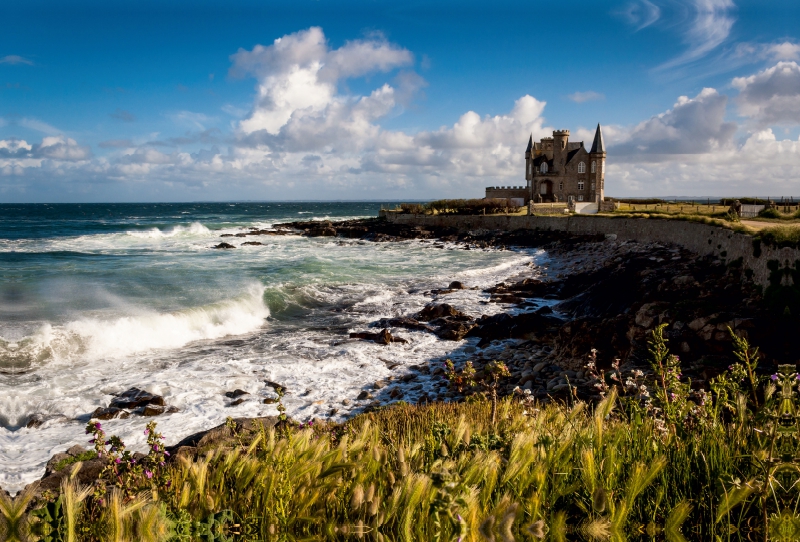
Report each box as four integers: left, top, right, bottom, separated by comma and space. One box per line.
0, 202, 546, 492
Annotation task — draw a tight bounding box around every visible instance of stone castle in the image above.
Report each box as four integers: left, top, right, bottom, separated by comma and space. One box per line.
486, 124, 606, 205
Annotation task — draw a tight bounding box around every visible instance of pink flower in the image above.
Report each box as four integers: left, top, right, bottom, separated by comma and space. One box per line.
145, 470, 153, 479
164, 451, 170, 457
144, 428, 150, 435
771, 374, 779, 381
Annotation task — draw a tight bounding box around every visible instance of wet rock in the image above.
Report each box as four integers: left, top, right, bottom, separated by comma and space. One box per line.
91, 406, 130, 420
372, 317, 435, 333
264, 381, 287, 394
434, 321, 477, 341
110, 387, 165, 410
417, 303, 468, 321
229, 398, 247, 406
357, 391, 373, 400
448, 281, 465, 289
212, 242, 236, 249
140, 404, 166, 416
263, 398, 278, 404
241, 241, 264, 246
225, 389, 250, 399
349, 328, 408, 345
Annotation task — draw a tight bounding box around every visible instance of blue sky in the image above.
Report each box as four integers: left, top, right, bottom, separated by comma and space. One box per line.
1, 0, 799, 202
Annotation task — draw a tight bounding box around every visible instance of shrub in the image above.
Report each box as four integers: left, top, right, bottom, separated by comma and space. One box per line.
757, 207, 782, 219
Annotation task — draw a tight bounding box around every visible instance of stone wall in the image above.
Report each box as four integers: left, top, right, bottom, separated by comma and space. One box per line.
383, 213, 797, 288
485, 186, 528, 202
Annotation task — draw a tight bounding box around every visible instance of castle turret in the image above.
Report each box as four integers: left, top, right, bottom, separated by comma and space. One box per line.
589, 123, 606, 202
552, 129, 569, 172
524, 135, 533, 182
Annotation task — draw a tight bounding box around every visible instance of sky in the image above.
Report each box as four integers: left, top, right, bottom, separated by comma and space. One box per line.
1, 0, 799, 202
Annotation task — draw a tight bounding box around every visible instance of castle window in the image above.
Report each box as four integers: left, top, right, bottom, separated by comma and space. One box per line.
578, 195, 584, 202
528, 162, 532, 176
540, 162, 548, 174
591, 182, 596, 191
578, 181, 585, 190
578, 161, 585, 173
558, 182, 563, 191
591, 161, 596, 173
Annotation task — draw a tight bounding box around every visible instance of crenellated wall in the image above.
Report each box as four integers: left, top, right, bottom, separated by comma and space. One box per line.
382, 212, 799, 288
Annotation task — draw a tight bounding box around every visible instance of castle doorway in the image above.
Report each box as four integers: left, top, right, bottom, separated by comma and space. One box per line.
539, 180, 552, 196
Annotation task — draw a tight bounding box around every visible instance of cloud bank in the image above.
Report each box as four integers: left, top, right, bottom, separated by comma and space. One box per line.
1, 27, 800, 200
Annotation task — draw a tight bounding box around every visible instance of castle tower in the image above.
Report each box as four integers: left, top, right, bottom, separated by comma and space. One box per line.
524, 135, 533, 201
589, 124, 606, 202
552, 129, 569, 172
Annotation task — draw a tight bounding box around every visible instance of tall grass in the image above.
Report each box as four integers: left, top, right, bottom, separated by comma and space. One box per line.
8, 332, 797, 541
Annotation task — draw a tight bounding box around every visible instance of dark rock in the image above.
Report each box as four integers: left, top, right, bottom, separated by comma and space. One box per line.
25, 415, 45, 428
212, 242, 236, 249
110, 388, 165, 410
229, 398, 246, 406
372, 317, 435, 332
263, 398, 278, 404
140, 404, 166, 416
264, 380, 286, 394
220, 234, 234, 237
91, 406, 130, 420
241, 241, 264, 246
357, 391, 372, 400
349, 328, 408, 345
225, 389, 250, 399
448, 281, 465, 289
417, 303, 468, 321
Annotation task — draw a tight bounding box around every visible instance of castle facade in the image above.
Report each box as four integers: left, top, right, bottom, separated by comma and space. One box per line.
486, 124, 606, 205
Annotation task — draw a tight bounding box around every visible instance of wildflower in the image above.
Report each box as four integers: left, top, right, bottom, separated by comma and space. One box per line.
145, 470, 153, 479
771, 374, 779, 381
164, 450, 170, 457
144, 428, 149, 435
95, 423, 102, 430
115, 458, 121, 464
88, 438, 96, 444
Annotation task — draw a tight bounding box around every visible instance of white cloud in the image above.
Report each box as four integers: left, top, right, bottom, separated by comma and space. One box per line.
567, 91, 605, 103
653, 0, 736, 72
612, 88, 736, 155
230, 27, 413, 137
768, 42, 800, 61
618, 0, 661, 31
18, 118, 61, 135
0, 55, 33, 66
733, 61, 800, 126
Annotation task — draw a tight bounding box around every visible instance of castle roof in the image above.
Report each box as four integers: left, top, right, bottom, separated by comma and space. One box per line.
590, 124, 605, 154
525, 135, 532, 153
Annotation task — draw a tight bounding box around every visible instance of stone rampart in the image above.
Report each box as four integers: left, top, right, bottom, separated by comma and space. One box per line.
383, 213, 798, 288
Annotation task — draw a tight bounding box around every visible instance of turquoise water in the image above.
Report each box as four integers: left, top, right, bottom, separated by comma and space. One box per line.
0, 202, 542, 492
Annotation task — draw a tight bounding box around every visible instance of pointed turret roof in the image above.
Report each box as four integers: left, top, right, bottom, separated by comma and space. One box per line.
525, 134, 532, 153
590, 123, 605, 154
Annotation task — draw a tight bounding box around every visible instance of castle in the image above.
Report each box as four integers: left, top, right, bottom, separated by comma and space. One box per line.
486, 124, 606, 205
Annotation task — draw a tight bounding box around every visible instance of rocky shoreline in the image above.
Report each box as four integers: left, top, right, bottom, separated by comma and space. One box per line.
15, 216, 788, 499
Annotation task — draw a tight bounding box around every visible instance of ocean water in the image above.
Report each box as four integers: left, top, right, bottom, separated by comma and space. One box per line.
0, 202, 545, 492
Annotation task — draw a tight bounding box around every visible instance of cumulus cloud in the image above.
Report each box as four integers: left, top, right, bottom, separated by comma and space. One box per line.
231, 27, 414, 137
567, 91, 604, 103
768, 42, 800, 61
733, 61, 800, 126
612, 88, 736, 156
0, 55, 33, 65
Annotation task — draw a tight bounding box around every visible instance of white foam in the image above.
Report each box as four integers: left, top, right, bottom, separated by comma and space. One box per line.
7, 285, 269, 366
125, 222, 211, 239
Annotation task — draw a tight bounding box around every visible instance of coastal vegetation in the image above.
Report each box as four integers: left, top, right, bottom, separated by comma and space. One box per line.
2, 327, 797, 542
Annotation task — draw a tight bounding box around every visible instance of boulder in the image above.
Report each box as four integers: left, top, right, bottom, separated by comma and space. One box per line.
417, 303, 469, 321
91, 406, 130, 420
241, 241, 263, 246
349, 329, 408, 345
448, 281, 465, 290
212, 242, 236, 249
110, 387, 164, 410
225, 389, 250, 399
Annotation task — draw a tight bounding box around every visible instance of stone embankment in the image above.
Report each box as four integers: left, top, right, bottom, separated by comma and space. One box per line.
381, 213, 799, 288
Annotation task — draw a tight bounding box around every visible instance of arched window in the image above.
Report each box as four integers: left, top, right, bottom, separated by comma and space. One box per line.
528, 162, 532, 176
540, 162, 548, 174
591, 161, 596, 173
578, 161, 585, 173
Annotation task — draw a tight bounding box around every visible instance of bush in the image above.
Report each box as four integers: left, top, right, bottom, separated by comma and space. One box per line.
757, 207, 782, 219
422, 199, 520, 215
757, 225, 800, 248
